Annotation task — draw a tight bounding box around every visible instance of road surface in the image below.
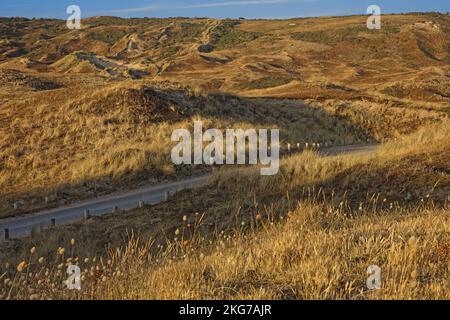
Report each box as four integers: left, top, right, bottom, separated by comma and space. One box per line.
318, 144, 379, 156
0, 144, 378, 240
0, 176, 208, 240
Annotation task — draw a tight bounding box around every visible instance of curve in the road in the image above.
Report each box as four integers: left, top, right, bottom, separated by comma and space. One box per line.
0, 144, 378, 240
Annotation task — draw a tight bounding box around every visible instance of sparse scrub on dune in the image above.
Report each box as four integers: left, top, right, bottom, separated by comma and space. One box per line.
290, 24, 401, 45
208, 20, 261, 50
163, 22, 205, 45
212, 121, 449, 209
0, 80, 375, 217
308, 99, 447, 141
377, 122, 450, 158
86, 28, 130, 45
0, 84, 446, 202
0, 69, 62, 91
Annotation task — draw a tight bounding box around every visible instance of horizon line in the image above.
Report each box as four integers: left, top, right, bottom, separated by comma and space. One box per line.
0, 10, 447, 21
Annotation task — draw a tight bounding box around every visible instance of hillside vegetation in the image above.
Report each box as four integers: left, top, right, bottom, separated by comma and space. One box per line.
1, 14, 449, 216
0, 13, 448, 300
0, 14, 449, 102
0, 123, 448, 300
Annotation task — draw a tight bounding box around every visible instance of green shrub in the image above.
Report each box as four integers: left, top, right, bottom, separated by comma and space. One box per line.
239, 76, 294, 90
291, 25, 400, 45
210, 20, 261, 50
86, 29, 129, 44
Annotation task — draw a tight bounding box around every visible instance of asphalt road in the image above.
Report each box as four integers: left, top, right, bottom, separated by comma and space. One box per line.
318, 144, 379, 156
0, 144, 378, 240
0, 176, 208, 239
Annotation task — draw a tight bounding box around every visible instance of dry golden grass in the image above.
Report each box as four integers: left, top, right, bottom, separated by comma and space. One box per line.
1, 201, 448, 300
1, 76, 446, 218
1, 13, 449, 217
0, 78, 385, 218
0, 13, 449, 300
0, 122, 448, 300
211, 122, 449, 206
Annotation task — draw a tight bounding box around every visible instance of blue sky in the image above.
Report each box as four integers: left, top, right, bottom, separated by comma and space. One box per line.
0, 0, 448, 19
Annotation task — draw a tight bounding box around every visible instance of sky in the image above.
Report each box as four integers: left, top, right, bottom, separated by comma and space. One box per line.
0, 0, 448, 19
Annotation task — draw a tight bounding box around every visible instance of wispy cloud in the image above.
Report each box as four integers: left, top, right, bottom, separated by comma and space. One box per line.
111, 0, 290, 14
109, 4, 161, 14
179, 0, 289, 9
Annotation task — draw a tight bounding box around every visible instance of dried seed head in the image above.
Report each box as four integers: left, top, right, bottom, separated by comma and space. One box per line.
17, 261, 27, 272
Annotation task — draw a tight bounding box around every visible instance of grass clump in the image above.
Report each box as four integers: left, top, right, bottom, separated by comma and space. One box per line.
86, 29, 129, 44
239, 76, 294, 90
0, 201, 448, 300
0, 123, 448, 300
210, 21, 261, 50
